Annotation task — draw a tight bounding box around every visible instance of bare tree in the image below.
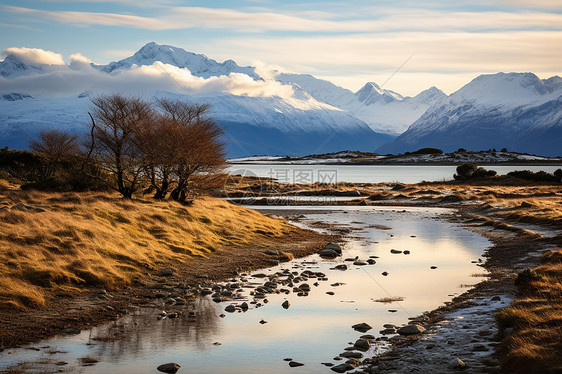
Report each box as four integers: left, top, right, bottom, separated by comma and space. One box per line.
29, 129, 80, 178
135, 115, 178, 199
88, 94, 154, 199
156, 99, 225, 203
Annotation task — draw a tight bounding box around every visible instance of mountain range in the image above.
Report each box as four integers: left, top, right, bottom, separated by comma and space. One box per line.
1, 42, 561, 156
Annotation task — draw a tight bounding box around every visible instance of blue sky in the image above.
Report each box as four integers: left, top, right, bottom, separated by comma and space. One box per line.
1, 0, 561, 95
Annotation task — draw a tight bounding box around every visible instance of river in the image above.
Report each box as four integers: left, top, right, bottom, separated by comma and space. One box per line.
0, 206, 490, 374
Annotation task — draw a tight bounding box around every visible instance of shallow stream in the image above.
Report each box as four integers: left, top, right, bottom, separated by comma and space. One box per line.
0, 206, 490, 373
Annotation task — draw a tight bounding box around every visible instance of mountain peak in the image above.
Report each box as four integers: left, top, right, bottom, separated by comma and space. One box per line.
100, 42, 260, 80
450, 72, 558, 107
0, 54, 42, 78
413, 86, 446, 103
355, 82, 402, 105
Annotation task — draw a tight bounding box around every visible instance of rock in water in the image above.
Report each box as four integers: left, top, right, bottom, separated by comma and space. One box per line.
282, 300, 290, 309
353, 338, 370, 351
450, 357, 469, 370
324, 242, 342, 254
397, 324, 426, 335
331, 362, 357, 373
157, 363, 181, 373
318, 249, 339, 258
289, 361, 304, 367
351, 322, 372, 332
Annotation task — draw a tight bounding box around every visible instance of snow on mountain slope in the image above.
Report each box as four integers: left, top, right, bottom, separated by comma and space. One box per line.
276, 73, 355, 108
0, 90, 392, 157
277, 73, 446, 135
378, 72, 562, 156
98, 42, 260, 80
0, 53, 67, 78
346, 84, 446, 135
0, 96, 90, 150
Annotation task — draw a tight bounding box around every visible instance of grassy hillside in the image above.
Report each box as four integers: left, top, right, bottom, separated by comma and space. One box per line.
0, 190, 302, 309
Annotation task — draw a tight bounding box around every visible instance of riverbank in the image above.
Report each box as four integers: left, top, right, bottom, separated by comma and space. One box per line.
1, 178, 560, 373
0, 190, 332, 349
222, 176, 561, 373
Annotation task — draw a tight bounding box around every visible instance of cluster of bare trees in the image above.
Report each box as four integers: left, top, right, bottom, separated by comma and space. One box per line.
28, 94, 225, 200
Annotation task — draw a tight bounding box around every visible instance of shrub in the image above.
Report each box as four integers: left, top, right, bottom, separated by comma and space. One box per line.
454, 163, 496, 180
454, 162, 477, 180
515, 268, 542, 287
507, 170, 559, 182
411, 147, 443, 155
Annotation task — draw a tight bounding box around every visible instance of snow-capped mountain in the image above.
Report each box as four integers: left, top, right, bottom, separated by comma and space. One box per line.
2, 42, 560, 157
276, 73, 446, 135
0, 53, 67, 78
97, 42, 260, 80
378, 72, 562, 156
0, 42, 394, 156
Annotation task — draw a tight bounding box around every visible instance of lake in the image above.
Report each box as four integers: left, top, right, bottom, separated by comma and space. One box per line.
228, 164, 562, 184
0, 206, 492, 374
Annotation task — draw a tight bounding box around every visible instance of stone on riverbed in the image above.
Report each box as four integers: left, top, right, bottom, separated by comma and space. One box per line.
450, 357, 469, 370
353, 338, 370, 351
324, 242, 342, 254
340, 351, 363, 358
331, 361, 358, 373
397, 324, 426, 335
319, 249, 340, 258
351, 322, 372, 332
157, 363, 181, 373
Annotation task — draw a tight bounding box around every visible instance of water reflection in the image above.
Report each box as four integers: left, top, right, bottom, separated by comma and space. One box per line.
90, 298, 221, 362
0, 206, 490, 374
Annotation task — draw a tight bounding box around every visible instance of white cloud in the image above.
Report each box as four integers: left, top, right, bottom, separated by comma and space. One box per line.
0, 59, 296, 100
252, 60, 290, 81
69, 53, 92, 70
4, 5, 562, 32
1, 47, 65, 65
204, 31, 562, 95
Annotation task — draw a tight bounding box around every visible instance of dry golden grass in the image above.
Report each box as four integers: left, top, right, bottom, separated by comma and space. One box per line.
496, 249, 562, 373
0, 190, 295, 309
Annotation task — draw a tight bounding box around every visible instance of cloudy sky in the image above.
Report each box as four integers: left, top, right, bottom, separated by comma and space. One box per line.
1, 0, 561, 95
